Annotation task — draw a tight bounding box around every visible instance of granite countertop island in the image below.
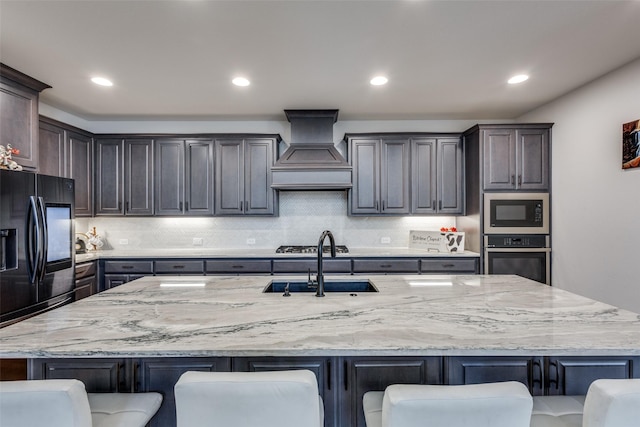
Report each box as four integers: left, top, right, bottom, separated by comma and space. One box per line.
1, 274, 638, 358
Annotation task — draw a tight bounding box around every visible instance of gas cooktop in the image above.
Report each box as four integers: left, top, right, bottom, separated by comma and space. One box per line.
276, 245, 349, 254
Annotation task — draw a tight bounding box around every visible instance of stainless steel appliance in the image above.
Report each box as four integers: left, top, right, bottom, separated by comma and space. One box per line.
484, 192, 549, 234
484, 235, 550, 285
1, 170, 75, 326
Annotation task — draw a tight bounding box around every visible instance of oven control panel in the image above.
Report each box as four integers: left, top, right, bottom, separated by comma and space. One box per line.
486, 234, 548, 248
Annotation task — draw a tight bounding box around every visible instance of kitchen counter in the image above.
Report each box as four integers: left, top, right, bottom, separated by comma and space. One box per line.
1, 274, 638, 358
75, 247, 480, 262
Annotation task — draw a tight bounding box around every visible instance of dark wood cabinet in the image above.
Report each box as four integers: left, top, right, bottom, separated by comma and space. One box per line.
349, 137, 410, 215
95, 138, 124, 215
342, 357, 443, 427
447, 356, 544, 395
102, 260, 153, 291
215, 137, 276, 216
1, 64, 50, 171
272, 258, 352, 274
38, 118, 94, 216
411, 137, 464, 214
352, 258, 420, 274
124, 139, 154, 215
420, 258, 479, 274
480, 126, 550, 191
137, 357, 231, 427
155, 138, 214, 215
75, 261, 97, 301
545, 356, 640, 396
205, 259, 272, 275
154, 260, 204, 275
29, 358, 129, 392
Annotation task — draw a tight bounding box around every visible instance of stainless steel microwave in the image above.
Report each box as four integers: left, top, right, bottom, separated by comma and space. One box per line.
483, 193, 549, 234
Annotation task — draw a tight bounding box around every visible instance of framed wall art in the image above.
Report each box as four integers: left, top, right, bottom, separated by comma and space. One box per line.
622, 119, 640, 169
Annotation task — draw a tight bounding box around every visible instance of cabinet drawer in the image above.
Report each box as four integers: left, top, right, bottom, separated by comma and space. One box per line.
352, 259, 419, 274
75, 261, 96, 279
155, 260, 204, 274
420, 258, 478, 273
205, 260, 272, 274
272, 259, 352, 274
104, 260, 153, 274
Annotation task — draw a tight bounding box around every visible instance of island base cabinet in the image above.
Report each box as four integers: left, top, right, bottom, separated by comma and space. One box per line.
545, 356, 640, 395
29, 358, 130, 393
233, 357, 337, 427
341, 357, 443, 427
136, 357, 232, 427
446, 356, 544, 395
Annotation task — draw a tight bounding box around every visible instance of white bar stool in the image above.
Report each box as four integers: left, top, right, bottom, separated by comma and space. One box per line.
0, 379, 162, 427
174, 369, 324, 427
362, 381, 533, 427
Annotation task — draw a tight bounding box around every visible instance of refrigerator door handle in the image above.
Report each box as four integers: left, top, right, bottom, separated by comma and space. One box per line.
37, 197, 48, 282
27, 196, 41, 284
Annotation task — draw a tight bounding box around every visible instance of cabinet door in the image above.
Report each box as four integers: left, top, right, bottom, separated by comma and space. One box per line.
125, 139, 154, 215
381, 139, 410, 214
215, 139, 244, 215
350, 139, 379, 214
546, 356, 640, 396
352, 258, 419, 274
29, 358, 128, 392
95, 139, 124, 215
137, 357, 231, 427
411, 138, 437, 213
244, 138, 275, 215
447, 356, 543, 395
155, 139, 184, 215
483, 128, 516, 190
38, 121, 65, 176
0, 81, 39, 170
437, 138, 464, 214
343, 357, 442, 427
185, 140, 214, 215
517, 128, 549, 190
68, 131, 93, 217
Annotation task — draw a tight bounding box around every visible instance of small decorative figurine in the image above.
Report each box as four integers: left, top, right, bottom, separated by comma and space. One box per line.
0, 144, 23, 170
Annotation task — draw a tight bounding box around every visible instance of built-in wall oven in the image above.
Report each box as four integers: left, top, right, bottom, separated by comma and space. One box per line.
484, 235, 550, 285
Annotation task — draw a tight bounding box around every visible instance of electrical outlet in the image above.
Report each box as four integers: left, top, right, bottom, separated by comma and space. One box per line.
246, 238, 256, 245
380, 237, 391, 244
192, 237, 204, 246
119, 239, 129, 245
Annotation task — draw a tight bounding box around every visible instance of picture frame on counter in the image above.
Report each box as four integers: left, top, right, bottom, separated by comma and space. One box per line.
409, 230, 465, 253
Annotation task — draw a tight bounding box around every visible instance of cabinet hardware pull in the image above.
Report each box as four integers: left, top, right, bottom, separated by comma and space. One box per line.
439, 200, 442, 211
382, 201, 386, 210
172, 265, 185, 269
122, 266, 134, 269
232, 265, 244, 269
511, 175, 515, 185
518, 175, 522, 187
126, 201, 129, 212
380, 264, 392, 268
532, 360, 543, 388
179, 202, 183, 211
376, 201, 379, 211
432, 200, 436, 210
327, 359, 331, 391
133, 362, 140, 392
442, 264, 455, 268
185, 201, 189, 211
344, 360, 349, 391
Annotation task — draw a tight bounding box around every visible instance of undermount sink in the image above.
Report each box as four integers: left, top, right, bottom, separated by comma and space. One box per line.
263, 279, 378, 293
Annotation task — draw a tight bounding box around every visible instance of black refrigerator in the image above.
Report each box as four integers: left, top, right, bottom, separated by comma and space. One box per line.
1, 169, 75, 327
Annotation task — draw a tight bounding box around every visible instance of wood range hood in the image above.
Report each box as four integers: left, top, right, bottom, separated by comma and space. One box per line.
271, 109, 352, 190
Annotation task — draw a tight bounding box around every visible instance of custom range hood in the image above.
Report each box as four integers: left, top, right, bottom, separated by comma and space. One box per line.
271, 109, 352, 190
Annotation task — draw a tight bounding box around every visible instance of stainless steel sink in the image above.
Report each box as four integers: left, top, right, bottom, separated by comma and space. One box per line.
263, 279, 378, 293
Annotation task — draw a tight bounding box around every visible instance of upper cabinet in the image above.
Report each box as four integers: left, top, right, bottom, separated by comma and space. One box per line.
1, 64, 51, 171
155, 138, 214, 216
39, 118, 94, 217
347, 133, 464, 216
480, 126, 550, 191
215, 137, 276, 216
349, 136, 410, 215
412, 137, 464, 215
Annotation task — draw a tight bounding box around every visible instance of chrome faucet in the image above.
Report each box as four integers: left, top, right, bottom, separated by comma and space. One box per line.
315, 230, 336, 297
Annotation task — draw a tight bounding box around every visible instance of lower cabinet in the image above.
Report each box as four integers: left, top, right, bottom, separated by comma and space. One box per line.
446, 356, 544, 395
29, 358, 129, 392
545, 356, 640, 395
137, 358, 231, 427
342, 357, 443, 427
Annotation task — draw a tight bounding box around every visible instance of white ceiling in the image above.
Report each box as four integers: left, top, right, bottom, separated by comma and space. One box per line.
1, 0, 640, 122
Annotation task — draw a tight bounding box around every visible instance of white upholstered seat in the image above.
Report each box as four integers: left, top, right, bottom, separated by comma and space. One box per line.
530, 395, 586, 427
362, 381, 533, 427
0, 379, 162, 427
174, 369, 324, 427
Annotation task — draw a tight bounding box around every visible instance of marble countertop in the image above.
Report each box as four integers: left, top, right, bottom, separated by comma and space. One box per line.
75, 247, 480, 263
1, 274, 638, 358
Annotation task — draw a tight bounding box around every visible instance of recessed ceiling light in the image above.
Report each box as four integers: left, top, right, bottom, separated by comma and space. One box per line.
370, 76, 388, 86
508, 74, 529, 84
91, 77, 113, 87
232, 77, 250, 87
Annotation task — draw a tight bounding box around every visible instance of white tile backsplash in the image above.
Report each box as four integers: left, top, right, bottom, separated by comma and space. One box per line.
76, 191, 457, 250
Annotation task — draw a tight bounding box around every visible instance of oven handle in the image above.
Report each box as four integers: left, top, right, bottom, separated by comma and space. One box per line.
484, 247, 550, 253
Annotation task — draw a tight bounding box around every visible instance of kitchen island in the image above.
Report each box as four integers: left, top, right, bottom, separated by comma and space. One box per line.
1, 274, 639, 427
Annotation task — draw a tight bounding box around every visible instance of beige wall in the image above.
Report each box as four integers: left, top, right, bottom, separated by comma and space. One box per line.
519, 58, 640, 313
